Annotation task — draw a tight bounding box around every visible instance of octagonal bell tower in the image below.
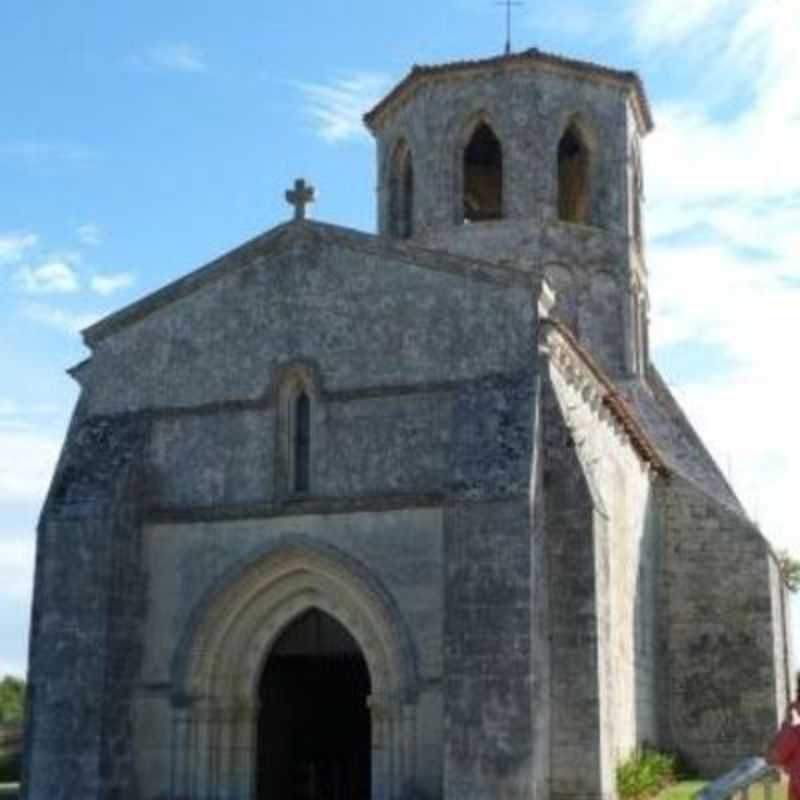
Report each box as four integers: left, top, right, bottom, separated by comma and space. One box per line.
364, 49, 654, 379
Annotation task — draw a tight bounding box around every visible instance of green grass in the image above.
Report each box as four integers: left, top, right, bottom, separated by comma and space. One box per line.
656, 780, 706, 800
655, 778, 790, 800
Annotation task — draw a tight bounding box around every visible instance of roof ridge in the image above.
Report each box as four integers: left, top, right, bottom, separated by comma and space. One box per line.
82, 222, 294, 346
81, 219, 533, 347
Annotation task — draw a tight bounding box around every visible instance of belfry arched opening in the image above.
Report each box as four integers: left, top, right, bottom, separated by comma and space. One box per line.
257, 609, 372, 800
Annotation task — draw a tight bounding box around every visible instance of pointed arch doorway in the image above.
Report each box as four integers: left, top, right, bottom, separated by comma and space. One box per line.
257, 609, 372, 800
174, 540, 420, 799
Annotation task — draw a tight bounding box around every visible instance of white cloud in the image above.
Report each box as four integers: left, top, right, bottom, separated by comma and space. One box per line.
295, 72, 393, 143
650, 240, 800, 552
0, 535, 36, 605
0, 429, 60, 503
23, 303, 104, 335
148, 42, 207, 73
0, 400, 58, 418
0, 529, 36, 678
77, 223, 102, 247
0, 400, 20, 417
630, 0, 735, 48
649, 243, 798, 356
663, 357, 800, 558
14, 260, 79, 294
638, 0, 800, 570
0, 660, 26, 680
645, 104, 800, 210
640, 0, 800, 210
0, 232, 37, 264
90, 272, 135, 296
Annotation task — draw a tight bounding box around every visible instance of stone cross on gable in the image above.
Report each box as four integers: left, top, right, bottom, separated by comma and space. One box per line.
285, 178, 316, 221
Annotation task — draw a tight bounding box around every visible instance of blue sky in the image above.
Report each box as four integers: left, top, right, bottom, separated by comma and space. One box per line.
1, 0, 798, 677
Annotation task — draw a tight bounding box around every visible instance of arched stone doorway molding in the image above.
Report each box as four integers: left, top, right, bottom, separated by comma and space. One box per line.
171, 537, 419, 800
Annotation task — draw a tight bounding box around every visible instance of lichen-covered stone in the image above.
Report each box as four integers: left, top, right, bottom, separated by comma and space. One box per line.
23, 49, 791, 800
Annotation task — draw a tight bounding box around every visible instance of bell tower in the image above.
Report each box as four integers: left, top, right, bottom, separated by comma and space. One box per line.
364, 49, 653, 379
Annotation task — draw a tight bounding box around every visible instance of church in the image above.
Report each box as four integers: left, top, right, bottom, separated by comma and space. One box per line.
23, 47, 792, 800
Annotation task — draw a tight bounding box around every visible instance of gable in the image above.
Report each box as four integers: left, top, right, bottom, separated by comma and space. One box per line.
80, 222, 537, 415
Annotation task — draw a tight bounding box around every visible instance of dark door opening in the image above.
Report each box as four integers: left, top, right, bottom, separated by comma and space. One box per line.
258, 609, 372, 800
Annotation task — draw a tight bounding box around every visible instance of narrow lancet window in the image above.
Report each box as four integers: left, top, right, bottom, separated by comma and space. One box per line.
402, 157, 414, 238
389, 141, 414, 238
633, 189, 643, 243
558, 122, 590, 224
632, 147, 644, 243
463, 122, 503, 222
294, 391, 311, 493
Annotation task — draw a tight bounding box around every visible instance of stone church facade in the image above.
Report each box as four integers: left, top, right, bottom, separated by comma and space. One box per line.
23, 49, 792, 800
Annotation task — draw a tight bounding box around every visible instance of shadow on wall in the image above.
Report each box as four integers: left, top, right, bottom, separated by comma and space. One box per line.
632, 490, 662, 751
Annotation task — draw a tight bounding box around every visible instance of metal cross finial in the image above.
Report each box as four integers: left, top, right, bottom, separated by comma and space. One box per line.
285, 178, 316, 221
494, 0, 525, 55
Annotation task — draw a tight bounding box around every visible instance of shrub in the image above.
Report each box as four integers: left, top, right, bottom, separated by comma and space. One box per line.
0, 751, 20, 784
617, 747, 680, 800
0, 678, 24, 727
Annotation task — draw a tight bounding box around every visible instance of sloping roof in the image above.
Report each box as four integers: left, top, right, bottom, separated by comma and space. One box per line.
81, 219, 532, 347
541, 316, 749, 516
364, 48, 654, 134
622, 372, 746, 516
540, 318, 668, 476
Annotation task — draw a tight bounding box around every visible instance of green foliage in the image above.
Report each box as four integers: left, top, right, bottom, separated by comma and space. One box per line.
0, 678, 24, 726
0, 751, 19, 785
778, 551, 800, 593
617, 747, 680, 800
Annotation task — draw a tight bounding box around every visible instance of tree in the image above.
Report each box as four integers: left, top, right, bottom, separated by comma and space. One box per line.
0, 676, 25, 725
778, 550, 800, 593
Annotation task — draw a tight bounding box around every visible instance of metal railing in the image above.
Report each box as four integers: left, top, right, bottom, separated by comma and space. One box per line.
695, 757, 782, 800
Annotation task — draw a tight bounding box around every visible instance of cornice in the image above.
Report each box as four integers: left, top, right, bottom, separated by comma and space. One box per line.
539, 318, 668, 476
364, 48, 654, 136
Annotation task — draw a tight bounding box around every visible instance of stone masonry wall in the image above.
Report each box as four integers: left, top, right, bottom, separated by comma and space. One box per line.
142, 344, 533, 517
659, 476, 791, 776
82, 228, 535, 415
371, 63, 641, 379
443, 499, 534, 800
374, 66, 634, 239
541, 336, 661, 800
146, 392, 453, 510
441, 361, 538, 799
48, 224, 541, 800
420, 219, 633, 378
134, 509, 445, 800
542, 385, 606, 800
23, 414, 150, 800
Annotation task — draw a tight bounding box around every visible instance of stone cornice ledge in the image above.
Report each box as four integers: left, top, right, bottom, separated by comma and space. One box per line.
538, 317, 669, 477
